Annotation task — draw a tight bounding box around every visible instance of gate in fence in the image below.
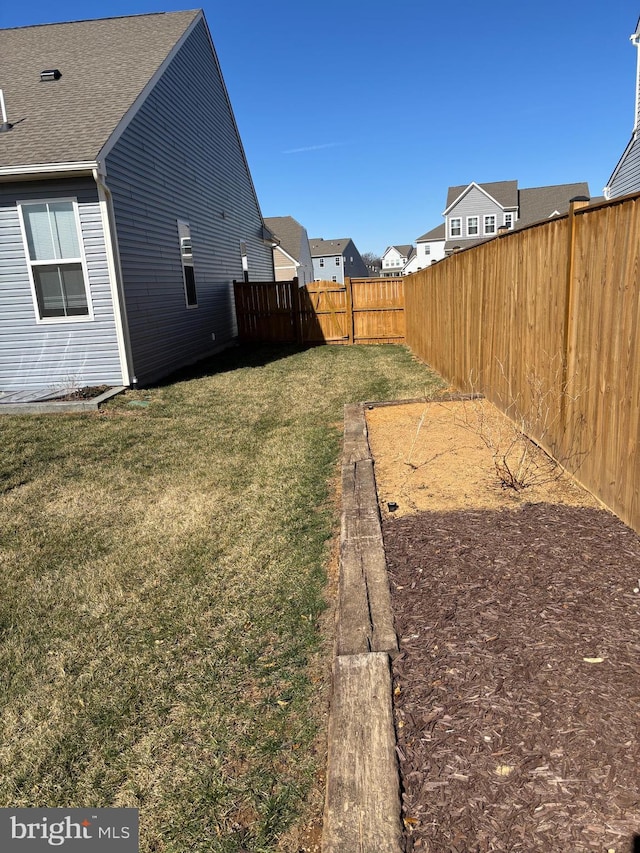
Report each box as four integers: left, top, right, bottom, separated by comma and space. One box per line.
233, 277, 405, 345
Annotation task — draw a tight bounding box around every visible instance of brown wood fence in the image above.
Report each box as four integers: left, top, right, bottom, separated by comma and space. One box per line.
233, 277, 405, 346
404, 192, 640, 533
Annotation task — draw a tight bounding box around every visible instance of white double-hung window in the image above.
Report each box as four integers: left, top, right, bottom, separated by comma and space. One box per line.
484, 214, 497, 235
19, 199, 91, 321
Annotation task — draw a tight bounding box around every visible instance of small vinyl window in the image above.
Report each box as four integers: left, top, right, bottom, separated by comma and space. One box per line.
484, 215, 497, 235
178, 220, 197, 307
450, 217, 462, 238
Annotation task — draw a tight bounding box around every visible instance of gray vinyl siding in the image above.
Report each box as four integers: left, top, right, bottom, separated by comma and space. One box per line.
313, 256, 343, 284
343, 241, 370, 278
447, 186, 506, 240
0, 177, 123, 390
104, 18, 273, 386
608, 135, 640, 197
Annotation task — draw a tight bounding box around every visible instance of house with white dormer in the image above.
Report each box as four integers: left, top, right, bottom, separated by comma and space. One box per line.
605, 16, 640, 198
442, 180, 590, 254
381, 245, 412, 277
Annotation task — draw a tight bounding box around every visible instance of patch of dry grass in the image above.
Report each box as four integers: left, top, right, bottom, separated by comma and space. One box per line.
0, 344, 444, 851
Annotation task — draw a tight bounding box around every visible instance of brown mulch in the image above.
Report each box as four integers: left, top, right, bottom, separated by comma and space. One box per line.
383, 502, 640, 852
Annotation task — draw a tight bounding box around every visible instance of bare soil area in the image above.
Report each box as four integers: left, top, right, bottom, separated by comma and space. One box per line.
366, 400, 640, 852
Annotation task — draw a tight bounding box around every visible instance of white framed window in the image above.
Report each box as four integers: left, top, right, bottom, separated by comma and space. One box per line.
331, 276, 337, 282
424, 245, 430, 255
177, 220, 197, 308
335, 256, 340, 266
484, 214, 496, 235
319, 258, 324, 267
450, 217, 461, 238
504, 212, 515, 229
18, 198, 92, 322
467, 216, 479, 237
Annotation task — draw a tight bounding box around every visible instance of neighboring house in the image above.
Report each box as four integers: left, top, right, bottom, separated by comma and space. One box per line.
605, 16, 640, 198
263, 216, 313, 286
0, 11, 273, 392
381, 244, 412, 277
365, 256, 382, 277
309, 238, 369, 283
442, 180, 590, 254
405, 224, 446, 273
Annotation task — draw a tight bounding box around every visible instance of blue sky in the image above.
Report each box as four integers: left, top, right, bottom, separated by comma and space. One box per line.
2, 0, 639, 255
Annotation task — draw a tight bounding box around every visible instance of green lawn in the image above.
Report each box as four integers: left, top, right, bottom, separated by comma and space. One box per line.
0, 344, 443, 852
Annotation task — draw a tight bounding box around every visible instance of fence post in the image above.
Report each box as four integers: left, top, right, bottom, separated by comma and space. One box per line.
561, 197, 589, 423
345, 277, 355, 345
290, 277, 303, 344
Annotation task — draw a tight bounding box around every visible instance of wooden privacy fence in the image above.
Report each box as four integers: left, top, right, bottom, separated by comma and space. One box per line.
233, 277, 405, 346
404, 193, 640, 534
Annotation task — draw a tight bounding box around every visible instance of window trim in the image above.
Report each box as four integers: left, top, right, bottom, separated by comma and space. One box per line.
449, 217, 462, 238
17, 197, 93, 324
483, 214, 497, 236
504, 212, 515, 230
467, 216, 479, 237
177, 219, 198, 309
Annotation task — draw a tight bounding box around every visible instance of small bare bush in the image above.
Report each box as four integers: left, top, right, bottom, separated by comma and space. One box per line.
459, 355, 589, 492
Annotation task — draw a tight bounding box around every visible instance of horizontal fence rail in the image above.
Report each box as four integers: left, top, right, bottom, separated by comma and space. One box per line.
233, 277, 405, 346
404, 193, 640, 534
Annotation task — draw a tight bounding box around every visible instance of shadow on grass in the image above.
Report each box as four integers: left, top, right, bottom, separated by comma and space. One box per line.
150, 343, 318, 388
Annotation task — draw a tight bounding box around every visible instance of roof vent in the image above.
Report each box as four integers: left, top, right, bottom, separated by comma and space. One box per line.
0, 89, 12, 133
40, 69, 61, 82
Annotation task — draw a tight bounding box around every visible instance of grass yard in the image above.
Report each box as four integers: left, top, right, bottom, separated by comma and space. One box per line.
0, 344, 443, 852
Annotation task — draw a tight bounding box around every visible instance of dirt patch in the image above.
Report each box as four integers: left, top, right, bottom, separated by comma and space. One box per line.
366, 400, 640, 852
53, 384, 112, 401
366, 399, 598, 517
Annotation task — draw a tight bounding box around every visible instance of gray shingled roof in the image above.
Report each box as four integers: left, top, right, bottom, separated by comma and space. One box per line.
390, 244, 413, 257
416, 223, 445, 242
444, 236, 491, 253
309, 238, 351, 257
264, 216, 307, 261
515, 183, 591, 228
446, 180, 518, 210
0, 10, 200, 169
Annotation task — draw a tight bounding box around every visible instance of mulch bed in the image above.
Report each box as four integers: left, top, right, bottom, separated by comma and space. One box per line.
382, 503, 640, 852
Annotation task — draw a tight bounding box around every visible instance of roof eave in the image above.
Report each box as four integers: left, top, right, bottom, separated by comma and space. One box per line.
0, 160, 98, 182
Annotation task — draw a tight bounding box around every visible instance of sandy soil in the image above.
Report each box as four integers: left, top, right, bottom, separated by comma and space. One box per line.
366, 399, 599, 517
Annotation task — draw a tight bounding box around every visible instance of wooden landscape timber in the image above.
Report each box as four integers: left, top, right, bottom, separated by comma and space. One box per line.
322, 402, 402, 853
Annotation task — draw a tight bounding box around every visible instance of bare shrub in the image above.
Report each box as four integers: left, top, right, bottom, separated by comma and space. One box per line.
459, 355, 589, 492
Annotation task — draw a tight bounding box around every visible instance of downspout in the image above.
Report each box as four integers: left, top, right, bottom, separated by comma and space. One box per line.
93, 166, 135, 387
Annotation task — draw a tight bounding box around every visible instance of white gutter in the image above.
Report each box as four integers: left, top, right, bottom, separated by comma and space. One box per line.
93, 165, 134, 387
0, 161, 97, 180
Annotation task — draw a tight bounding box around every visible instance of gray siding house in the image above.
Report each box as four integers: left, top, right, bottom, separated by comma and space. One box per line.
309, 238, 369, 284
443, 180, 590, 254
0, 10, 273, 391
605, 16, 640, 198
